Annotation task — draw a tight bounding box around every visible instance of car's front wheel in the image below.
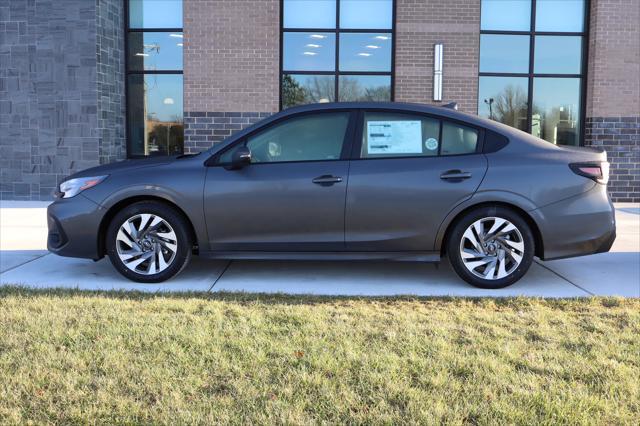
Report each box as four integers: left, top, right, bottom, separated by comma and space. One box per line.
447, 206, 534, 289
106, 201, 192, 283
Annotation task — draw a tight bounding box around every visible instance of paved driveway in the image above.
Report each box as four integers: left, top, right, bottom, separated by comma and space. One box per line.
1, 201, 638, 297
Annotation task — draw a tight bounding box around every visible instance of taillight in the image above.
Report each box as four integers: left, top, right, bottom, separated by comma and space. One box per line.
570, 162, 610, 185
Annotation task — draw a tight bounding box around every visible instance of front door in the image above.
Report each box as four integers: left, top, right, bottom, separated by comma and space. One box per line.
346, 111, 488, 251
204, 111, 355, 251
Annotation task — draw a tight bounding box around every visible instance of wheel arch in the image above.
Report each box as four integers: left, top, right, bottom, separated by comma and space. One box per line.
438, 200, 544, 259
97, 195, 199, 259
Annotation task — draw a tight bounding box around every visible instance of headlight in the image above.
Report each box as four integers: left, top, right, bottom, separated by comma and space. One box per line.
58, 176, 108, 198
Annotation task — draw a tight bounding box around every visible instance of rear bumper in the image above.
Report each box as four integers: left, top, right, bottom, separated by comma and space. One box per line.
47, 195, 106, 260
533, 184, 616, 261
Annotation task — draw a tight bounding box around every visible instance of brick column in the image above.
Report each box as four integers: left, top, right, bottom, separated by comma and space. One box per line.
183, 0, 280, 153
585, 0, 640, 202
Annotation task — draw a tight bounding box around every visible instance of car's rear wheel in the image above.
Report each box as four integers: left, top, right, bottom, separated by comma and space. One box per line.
106, 201, 192, 283
447, 206, 534, 289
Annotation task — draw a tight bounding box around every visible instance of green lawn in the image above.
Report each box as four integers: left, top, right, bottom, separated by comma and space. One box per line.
0, 288, 638, 424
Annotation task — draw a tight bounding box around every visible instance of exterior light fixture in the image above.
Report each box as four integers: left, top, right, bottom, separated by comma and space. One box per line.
305, 44, 321, 48
433, 43, 443, 101
365, 45, 380, 49
374, 35, 390, 40
309, 34, 326, 39
169, 34, 183, 38
358, 52, 372, 57
302, 51, 317, 56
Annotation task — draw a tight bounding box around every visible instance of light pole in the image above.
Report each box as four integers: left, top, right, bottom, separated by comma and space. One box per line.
484, 98, 494, 120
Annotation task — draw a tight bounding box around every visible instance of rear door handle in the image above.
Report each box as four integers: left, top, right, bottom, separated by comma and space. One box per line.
440, 170, 472, 180
312, 175, 343, 186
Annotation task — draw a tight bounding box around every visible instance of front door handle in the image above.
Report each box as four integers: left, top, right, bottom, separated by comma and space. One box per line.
440, 170, 472, 181
312, 175, 343, 186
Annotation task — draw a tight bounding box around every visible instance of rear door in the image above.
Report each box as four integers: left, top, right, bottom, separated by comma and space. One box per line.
345, 110, 488, 251
204, 110, 356, 251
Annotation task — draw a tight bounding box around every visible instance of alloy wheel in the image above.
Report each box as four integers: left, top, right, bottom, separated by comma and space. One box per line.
116, 213, 178, 275
459, 216, 525, 280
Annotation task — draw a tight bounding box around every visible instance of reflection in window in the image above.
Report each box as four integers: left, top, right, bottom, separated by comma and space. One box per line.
480, 0, 531, 31
479, 35, 530, 73
127, 74, 184, 156
340, 0, 393, 29
532, 78, 581, 146
127, 0, 183, 157
129, 0, 183, 28
479, 0, 586, 146
282, 74, 335, 109
128, 32, 184, 71
478, 77, 528, 131
281, 1, 394, 109
441, 122, 479, 155
534, 36, 582, 74
339, 75, 390, 102
283, 33, 336, 72
339, 33, 392, 72
536, 0, 585, 32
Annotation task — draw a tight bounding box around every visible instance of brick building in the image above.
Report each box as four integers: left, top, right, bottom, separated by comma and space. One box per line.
1, 0, 638, 201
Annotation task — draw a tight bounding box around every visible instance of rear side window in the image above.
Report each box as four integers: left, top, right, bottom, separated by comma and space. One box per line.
361, 112, 441, 158
441, 122, 479, 155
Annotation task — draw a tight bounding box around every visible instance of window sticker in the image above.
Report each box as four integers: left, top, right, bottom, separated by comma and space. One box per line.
367, 121, 422, 154
425, 137, 439, 151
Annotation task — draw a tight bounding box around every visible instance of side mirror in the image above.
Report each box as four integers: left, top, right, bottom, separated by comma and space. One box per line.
226, 146, 252, 170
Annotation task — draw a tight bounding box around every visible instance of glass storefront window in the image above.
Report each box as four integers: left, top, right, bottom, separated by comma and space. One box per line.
281, 1, 394, 109
534, 36, 582, 74
535, 0, 585, 32
480, 0, 531, 31
478, 76, 528, 131
127, 74, 184, 156
127, 0, 183, 157
127, 32, 184, 71
128, 0, 183, 29
339, 75, 391, 101
532, 78, 581, 146
282, 74, 336, 109
479, 0, 586, 146
479, 35, 530, 73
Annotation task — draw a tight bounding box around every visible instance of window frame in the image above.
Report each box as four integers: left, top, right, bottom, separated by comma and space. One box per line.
124, 0, 184, 159
478, 0, 590, 146
279, 0, 397, 109
209, 109, 359, 167
351, 109, 486, 161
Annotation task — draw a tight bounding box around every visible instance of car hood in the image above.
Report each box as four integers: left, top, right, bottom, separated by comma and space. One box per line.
66, 156, 180, 180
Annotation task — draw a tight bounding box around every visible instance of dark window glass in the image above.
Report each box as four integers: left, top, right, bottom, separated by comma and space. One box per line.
127, 74, 184, 156
339, 33, 392, 72
480, 0, 531, 31
283, 32, 336, 71
478, 76, 528, 131
127, 32, 183, 71
283, 0, 336, 29
340, 0, 393, 29
282, 74, 335, 109
244, 113, 350, 163
361, 112, 440, 158
536, 0, 585, 32
339, 75, 390, 101
480, 35, 530, 73
441, 123, 479, 155
534, 36, 582, 74
129, 0, 183, 29
532, 78, 581, 146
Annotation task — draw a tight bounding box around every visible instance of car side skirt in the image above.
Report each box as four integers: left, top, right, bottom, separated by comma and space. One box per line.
198, 251, 441, 262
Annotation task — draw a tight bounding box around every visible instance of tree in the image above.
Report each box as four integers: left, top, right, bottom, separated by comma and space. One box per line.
282, 75, 308, 109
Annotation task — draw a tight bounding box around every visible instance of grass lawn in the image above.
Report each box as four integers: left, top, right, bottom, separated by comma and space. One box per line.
0, 287, 638, 424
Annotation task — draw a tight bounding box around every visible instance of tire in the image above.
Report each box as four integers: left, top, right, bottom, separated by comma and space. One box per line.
106, 201, 192, 283
446, 206, 534, 289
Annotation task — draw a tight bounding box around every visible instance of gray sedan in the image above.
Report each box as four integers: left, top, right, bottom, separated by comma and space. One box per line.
47, 102, 616, 288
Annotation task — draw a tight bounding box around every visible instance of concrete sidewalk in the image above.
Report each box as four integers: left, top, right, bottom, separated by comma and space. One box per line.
1, 200, 638, 297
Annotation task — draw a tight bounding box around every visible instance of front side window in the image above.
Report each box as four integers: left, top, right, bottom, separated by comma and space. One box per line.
126, 0, 184, 157
222, 112, 351, 164
360, 112, 478, 159
478, 0, 586, 146
281, 0, 394, 109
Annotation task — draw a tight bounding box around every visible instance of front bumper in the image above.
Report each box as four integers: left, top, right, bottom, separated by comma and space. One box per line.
533, 184, 616, 261
47, 194, 107, 260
